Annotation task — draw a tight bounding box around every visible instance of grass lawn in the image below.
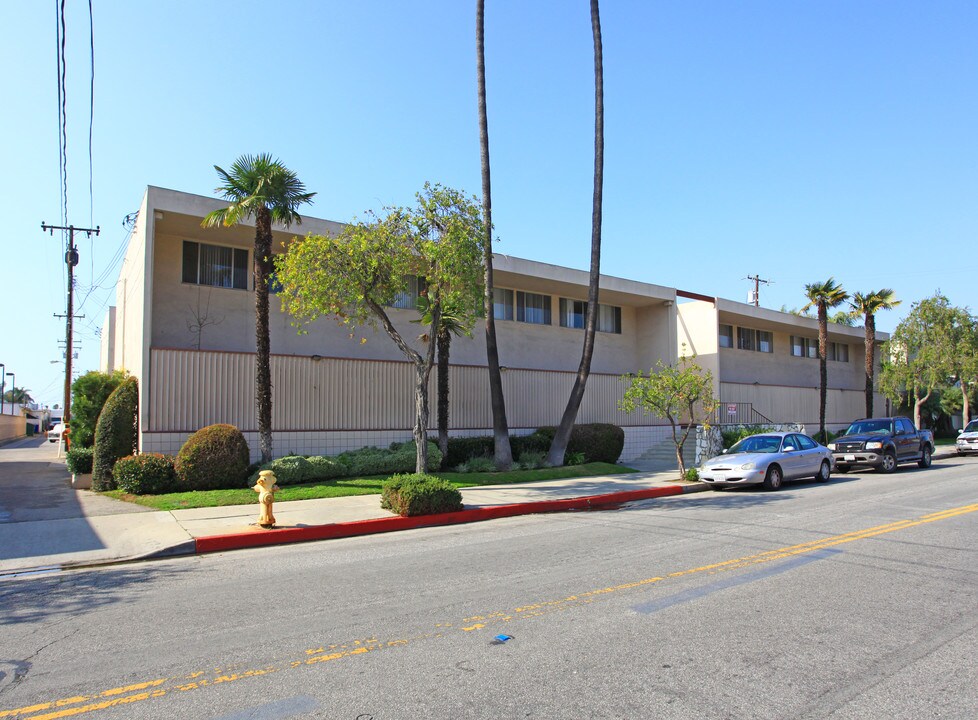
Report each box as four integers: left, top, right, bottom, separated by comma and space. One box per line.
104, 461, 637, 511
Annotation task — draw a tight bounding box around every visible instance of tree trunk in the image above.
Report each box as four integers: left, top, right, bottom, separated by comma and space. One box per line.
963, 384, 971, 426
414, 363, 430, 474
437, 327, 451, 460
817, 301, 828, 441
913, 383, 932, 431
864, 312, 875, 418
254, 207, 274, 464
477, 0, 513, 470
547, 0, 604, 466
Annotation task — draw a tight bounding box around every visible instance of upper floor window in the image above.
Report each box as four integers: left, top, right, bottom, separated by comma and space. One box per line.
493, 288, 514, 321
738, 327, 773, 353
388, 275, 426, 310
558, 298, 622, 334
791, 336, 818, 358
828, 342, 849, 362
182, 241, 248, 290
719, 324, 733, 348
516, 291, 551, 325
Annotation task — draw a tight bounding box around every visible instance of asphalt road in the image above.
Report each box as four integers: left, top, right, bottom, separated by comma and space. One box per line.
1, 455, 976, 719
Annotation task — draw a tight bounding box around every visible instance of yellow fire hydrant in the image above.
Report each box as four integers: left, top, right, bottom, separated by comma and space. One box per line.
253, 470, 280, 528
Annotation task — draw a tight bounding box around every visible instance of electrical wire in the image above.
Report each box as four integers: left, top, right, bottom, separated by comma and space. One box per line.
88, 0, 94, 229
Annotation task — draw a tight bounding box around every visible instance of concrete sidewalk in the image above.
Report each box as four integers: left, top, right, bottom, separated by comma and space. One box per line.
0, 438, 704, 576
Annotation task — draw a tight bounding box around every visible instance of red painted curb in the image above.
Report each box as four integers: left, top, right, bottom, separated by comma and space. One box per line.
194, 484, 690, 554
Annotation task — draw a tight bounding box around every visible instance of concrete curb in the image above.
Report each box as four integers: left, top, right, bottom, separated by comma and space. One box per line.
195, 483, 707, 555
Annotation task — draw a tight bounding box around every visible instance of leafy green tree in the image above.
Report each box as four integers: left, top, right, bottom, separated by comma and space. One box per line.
278, 183, 485, 473
848, 289, 901, 418
945, 306, 978, 425
802, 278, 849, 441
476, 0, 513, 470
548, 0, 605, 466
619, 351, 718, 479
70, 370, 127, 448
879, 293, 962, 429
202, 154, 315, 464
3, 387, 33, 405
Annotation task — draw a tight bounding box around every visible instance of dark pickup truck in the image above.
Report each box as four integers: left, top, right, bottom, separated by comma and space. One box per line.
828, 417, 935, 473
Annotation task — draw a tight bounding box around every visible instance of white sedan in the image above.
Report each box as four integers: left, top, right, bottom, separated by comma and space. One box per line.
47, 423, 66, 443
699, 431, 834, 491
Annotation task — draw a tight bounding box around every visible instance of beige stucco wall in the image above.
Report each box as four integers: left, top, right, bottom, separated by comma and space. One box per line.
99, 306, 116, 373
0, 414, 24, 444
676, 300, 721, 397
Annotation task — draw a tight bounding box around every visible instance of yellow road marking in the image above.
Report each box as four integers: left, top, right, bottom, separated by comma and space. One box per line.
4, 502, 975, 719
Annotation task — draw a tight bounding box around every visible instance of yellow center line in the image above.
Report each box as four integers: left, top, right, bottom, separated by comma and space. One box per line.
5, 502, 976, 720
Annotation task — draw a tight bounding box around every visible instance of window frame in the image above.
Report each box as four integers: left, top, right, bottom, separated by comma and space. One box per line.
182, 240, 249, 291
516, 291, 552, 325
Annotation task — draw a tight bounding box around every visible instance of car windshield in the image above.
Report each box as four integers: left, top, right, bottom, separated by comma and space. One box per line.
845, 420, 893, 436
729, 435, 783, 454
964, 421, 978, 433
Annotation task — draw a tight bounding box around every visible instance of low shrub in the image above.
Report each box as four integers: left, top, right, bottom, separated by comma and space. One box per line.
92, 377, 139, 491
516, 450, 547, 470
564, 450, 586, 466
455, 456, 496, 473
175, 424, 250, 491
338, 441, 441, 476
254, 455, 312, 486
812, 429, 837, 445
114, 454, 177, 494
721, 425, 775, 450
381, 473, 463, 517
305, 455, 348, 480
517, 424, 624, 464
444, 436, 494, 468
684, 467, 700, 482
66, 446, 94, 475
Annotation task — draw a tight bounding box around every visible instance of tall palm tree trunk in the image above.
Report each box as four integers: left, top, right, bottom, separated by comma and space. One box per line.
437, 327, 451, 459
477, 0, 513, 469
817, 302, 828, 440
864, 312, 875, 418
547, 0, 604, 466
254, 207, 274, 463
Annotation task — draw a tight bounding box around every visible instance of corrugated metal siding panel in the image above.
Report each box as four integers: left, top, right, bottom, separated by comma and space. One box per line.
720, 382, 883, 425
151, 348, 657, 432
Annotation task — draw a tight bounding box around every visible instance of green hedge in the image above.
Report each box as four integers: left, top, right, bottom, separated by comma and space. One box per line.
445, 425, 624, 468
66, 446, 94, 475
92, 377, 139, 491
175, 424, 250, 491
381, 473, 463, 517
114, 454, 177, 494
70, 370, 127, 449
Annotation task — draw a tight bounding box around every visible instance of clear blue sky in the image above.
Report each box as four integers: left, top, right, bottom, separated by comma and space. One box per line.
2, 1, 975, 408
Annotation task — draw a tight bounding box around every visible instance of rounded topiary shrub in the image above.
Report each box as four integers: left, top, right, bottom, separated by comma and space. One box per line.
381, 473, 463, 517
174, 424, 250, 491
92, 377, 139, 491
114, 453, 177, 494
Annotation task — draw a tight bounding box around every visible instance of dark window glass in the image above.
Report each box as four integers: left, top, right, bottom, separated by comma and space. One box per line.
182, 241, 199, 284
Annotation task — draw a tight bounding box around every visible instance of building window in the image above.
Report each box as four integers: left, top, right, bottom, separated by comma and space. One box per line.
597, 304, 622, 334
737, 327, 773, 353
493, 288, 514, 321
182, 241, 248, 290
516, 291, 551, 325
389, 275, 426, 310
559, 298, 587, 329
558, 299, 622, 334
828, 342, 849, 362
791, 336, 818, 358
719, 324, 733, 348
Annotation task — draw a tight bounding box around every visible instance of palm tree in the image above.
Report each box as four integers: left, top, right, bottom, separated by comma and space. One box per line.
3, 387, 33, 405
849, 289, 901, 418
547, 0, 604, 466
802, 278, 849, 441
202, 154, 315, 464
477, 0, 513, 469
415, 297, 471, 460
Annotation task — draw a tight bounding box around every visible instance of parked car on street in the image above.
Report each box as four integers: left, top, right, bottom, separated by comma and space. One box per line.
957, 420, 978, 456
828, 417, 934, 473
47, 423, 65, 443
699, 431, 833, 491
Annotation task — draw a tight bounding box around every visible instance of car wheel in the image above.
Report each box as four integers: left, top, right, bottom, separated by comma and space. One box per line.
918, 446, 932, 468
762, 465, 783, 490
879, 451, 897, 474
815, 460, 831, 483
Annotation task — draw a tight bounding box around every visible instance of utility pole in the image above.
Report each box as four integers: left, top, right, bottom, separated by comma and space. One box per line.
42, 222, 99, 436
745, 274, 772, 307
